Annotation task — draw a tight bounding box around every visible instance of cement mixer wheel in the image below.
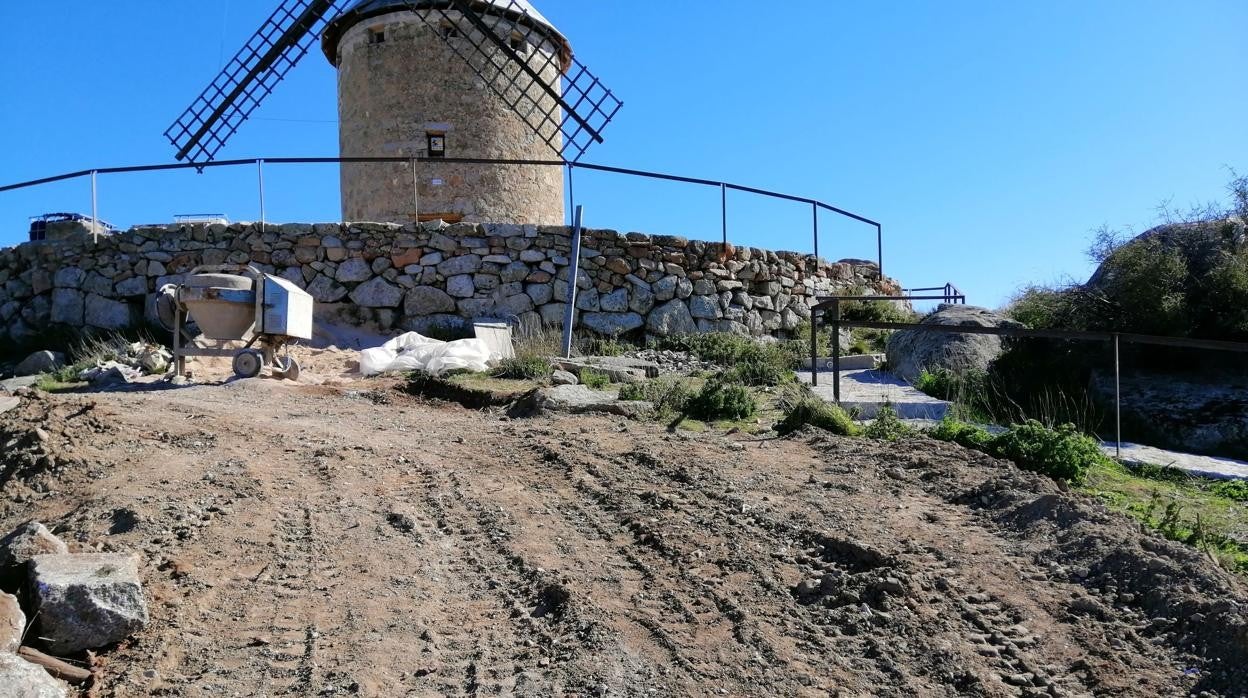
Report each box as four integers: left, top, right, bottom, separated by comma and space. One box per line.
232, 349, 264, 379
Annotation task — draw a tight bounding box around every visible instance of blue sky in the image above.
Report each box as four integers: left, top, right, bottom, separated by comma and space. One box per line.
0, 1, 1244, 308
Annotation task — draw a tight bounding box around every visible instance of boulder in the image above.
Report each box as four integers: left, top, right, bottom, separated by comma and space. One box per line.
77, 362, 141, 385
446, 275, 475, 298
29, 553, 148, 654
689, 294, 720, 320
509, 384, 652, 419
404, 287, 456, 316
646, 299, 697, 336
14, 351, 66, 377
2, 591, 24, 652
581, 312, 644, 336
1, 522, 68, 589
885, 304, 1023, 383
349, 278, 403, 308
599, 288, 629, 313
551, 370, 578, 386
0, 653, 69, 698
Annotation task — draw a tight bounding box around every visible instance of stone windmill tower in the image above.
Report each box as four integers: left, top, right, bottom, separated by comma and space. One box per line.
165, 0, 621, 225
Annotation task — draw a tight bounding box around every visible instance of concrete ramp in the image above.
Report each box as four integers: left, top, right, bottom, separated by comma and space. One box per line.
797, 368, 950, 420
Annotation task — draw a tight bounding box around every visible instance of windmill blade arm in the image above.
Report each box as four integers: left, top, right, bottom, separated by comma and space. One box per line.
165, 0, 352, 163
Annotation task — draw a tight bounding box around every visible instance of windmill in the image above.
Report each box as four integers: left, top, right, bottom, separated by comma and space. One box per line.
164, 0, 622, 225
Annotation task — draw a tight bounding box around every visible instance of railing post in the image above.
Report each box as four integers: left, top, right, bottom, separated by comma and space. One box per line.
90, 170, 99, 245
721, 183, 727, 246
812, 203, 819, 261
876, 223, 883, 279
566, 163, 576, 226
256, 159, 266, 233
1114, 332, 1122, 460
561, 205, 584, 359
832, 299, 841, 403
810, 306, 819, 387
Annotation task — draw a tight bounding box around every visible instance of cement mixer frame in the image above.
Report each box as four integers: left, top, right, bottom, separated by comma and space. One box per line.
158, 265, 313, 380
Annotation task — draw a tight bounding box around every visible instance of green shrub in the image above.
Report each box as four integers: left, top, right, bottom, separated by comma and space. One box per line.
863, 404, 913, 441
686, 380, 756, 421
927, 416, 993, 450
493, 355, 552, 381
1211, 479, 1248, 502
618, 376, 693, 417
989, 420, 1108, 484
726, 343, 797, 387
578, 335, 631, 357
840, 287, 916, 324
653, 332, 756, 365
579, 369, 611, 390
776, 388, 859, 436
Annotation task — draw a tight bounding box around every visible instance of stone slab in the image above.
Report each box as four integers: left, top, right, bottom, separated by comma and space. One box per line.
30, 553, 148, 654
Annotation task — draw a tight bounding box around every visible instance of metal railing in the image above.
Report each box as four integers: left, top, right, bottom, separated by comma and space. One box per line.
0, 156, 886, 275
903, 283, 965, 304
808, 293, 1248, 457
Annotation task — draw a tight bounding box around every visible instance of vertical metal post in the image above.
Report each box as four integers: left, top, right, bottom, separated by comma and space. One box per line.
1114, 333, 1122, 459
832, 299, 842, 403
876, 224, 883, 279
720, 183, 727, 245
90, 170, 99, 245
257, 159, 266, 233
566, 163, 576, 226
561, 205, 584, 359
411, 157, 420, 221
810, 306, 819, 387
812, 203, 819, 260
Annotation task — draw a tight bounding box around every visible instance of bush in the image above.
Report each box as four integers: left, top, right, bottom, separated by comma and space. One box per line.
653, 332, 755, 365
579, 369, 611, 390
686, 380, 756, 421
776, 388, 859, 436
493, 355, 552, 381
989, 420, 1107, 484
578, 335, 631, 357
927, 416, 994, 450
863, 404, 913, 441
726, 343, 797, 387
618, 376, 693, 416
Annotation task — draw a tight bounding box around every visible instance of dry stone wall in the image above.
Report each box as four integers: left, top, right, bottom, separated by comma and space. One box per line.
0, 221, 898, 346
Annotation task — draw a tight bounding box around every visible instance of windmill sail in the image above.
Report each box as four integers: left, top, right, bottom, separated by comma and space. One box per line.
165, 0, 354, 163
403, 0, 622, 162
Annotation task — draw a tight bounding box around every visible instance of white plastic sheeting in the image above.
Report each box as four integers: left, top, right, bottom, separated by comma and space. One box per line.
358, 332, 502, 377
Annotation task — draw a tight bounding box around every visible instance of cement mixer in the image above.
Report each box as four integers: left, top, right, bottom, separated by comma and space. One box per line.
153, 265, 313, 380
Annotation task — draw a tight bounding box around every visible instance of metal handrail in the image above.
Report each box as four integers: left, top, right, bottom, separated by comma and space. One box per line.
0, 155, 885, 276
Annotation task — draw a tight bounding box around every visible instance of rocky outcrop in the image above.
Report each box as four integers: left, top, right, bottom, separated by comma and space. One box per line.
886, 304, 1023, 383
0, 221, 898, 345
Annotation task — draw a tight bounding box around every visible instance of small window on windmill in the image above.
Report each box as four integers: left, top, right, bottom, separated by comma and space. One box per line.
439, 20, 460, 39
509, 33, 528, 55
426, 132, 446, 158
367, 26, 386, 45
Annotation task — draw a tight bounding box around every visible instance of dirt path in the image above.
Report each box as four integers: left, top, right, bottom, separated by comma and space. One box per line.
2, 379, 1246, 697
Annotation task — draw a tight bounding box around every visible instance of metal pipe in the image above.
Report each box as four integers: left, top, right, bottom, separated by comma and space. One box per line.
90, 170, 98, 245
876, 224, 883, 278
561, 205, 584, 359
809, 308, 819, 388
1114, 333, 1122, 460
812, 203, 819, 261
721, 183, 727, 245
832, 299, 841, 403
257, 159, 266, 233
567, 163, 576, 226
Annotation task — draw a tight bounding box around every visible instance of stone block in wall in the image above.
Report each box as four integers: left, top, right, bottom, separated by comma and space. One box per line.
676, 278, 694, 299
53, 267, 84, 289
582, 312, 644, 336
307, 275, 349, 303
575, 287, 600, 311
458, 298, 495, 317
405, 287, 456, 316
335, 258, 372, 283
525, 283, 553, 306
20, 295, 50, 327
652, 276, 677, 301
497, 293, 534, 316
500, 262, 529, 283
629, 285, 655, 314
474, 274, 500, 292
51, 289, 84, 325
429, 233, 457, 253
446, 275, 475, 298
349, 278, 403, 308
599, 288, 629, 313
689, 295, 721, 320
438, 255, 481, 277
85, 294, 138, 331
647, 299, 696, 336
